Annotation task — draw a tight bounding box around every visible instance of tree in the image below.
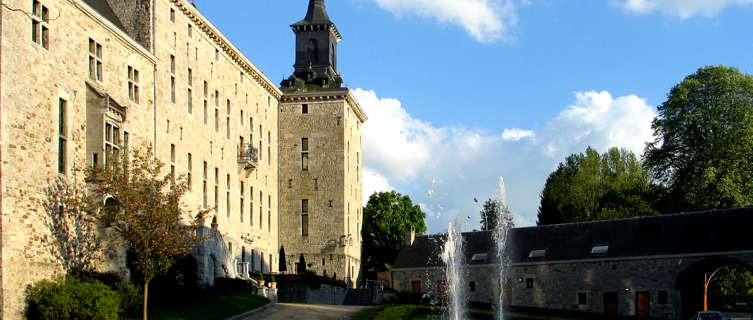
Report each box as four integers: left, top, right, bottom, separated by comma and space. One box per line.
479, 198, 513, 231
644, 66, 753, 212
279, 246, 287, 274
41, 176, 101, 273
87, 147, 207, 320
537, 147, 657, 225
362, 191, 427, 272
711, 266, 753, 310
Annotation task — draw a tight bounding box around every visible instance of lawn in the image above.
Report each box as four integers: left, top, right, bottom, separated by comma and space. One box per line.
144, 292, 269, 320
352, 305, 579, 320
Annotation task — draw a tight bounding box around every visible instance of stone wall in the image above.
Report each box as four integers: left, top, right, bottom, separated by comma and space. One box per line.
391, 253, 753, 320
153, 0, 281, 278
0, 0, 157, 317
0, 0, 283, 318
278, 91, 365, 287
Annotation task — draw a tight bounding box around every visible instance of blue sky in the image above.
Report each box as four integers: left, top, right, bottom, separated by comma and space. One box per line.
196, 0, 753, 233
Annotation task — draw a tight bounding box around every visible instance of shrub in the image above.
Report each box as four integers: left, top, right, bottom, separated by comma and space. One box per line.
26, 276, 119, 320
214, 278, 254, 295
70, 270, 141, 318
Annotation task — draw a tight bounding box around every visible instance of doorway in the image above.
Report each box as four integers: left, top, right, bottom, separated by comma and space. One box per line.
636, 292, 650, 317
604, 292, 618, 315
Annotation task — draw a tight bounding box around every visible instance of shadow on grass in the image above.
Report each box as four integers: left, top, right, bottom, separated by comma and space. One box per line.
144, 292, 269, 320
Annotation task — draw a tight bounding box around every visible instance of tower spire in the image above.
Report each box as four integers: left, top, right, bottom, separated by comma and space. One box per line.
282, 0, 344, 90
304, 0, 331, 24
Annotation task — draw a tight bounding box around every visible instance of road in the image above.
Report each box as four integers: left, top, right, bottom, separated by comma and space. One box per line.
234, 303, 367, 320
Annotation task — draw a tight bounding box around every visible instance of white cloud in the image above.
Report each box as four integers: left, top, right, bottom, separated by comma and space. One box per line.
502, 128, 535, 141
369, 0, 520, 43
363, 168, 394, 205
617, 0, 753, 18
354, 88, 656, 232
541, 91, 656, 159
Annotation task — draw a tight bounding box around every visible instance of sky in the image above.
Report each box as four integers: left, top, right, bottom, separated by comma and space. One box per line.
194, 0, 753, 233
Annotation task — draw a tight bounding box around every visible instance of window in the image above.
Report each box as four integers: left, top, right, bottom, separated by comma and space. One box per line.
301, 138, 309, 171
268, 195, 271, 232
259, 191, 263, 228
202, 161, 207, 209
591, 245, 609, 255
526, 278, 534, 289
58, 98, 67, 174
240, 182, 244, 222
249, 186, 254, 226
170, 144, 176, 184
187, 24, 192, 38
214, 168, 218, 213
88, 38, 102, 81
32, 1, 49, 49
187, 153, 192, 191
127, 66, 139, 104
302, 104, 308, 114
215, 48, 219, 61
528, 249, 546, 259
471, 253, 488, 262
104, 123, 120, 168
187, 89, 192, 114
170, 77, 176, 103
226, 174, 230, 218
578, 292, 588, 305
301, 213, 309, 236
469, 281, 476, 292
214, 90, 219, 132
658, 291, 668, 305
169, 7, 175, 22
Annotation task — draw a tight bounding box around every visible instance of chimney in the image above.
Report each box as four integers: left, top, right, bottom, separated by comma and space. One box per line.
404, 227, 415, 247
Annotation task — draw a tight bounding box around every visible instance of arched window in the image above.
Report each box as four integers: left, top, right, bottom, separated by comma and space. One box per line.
331, 44, 336, 66
307, 39, 319, 62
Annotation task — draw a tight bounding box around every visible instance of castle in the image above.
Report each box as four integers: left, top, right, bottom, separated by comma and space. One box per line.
0, 0, 365, 318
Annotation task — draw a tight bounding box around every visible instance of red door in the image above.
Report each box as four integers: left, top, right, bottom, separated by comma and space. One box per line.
604, 292, 618, 315
636, 292, 650, 317
411, 281, 421, 294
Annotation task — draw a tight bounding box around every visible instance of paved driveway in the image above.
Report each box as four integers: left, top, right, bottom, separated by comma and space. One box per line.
235, 303, 367, 320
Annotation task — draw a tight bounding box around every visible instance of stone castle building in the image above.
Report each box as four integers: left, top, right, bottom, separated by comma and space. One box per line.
0, 0, 364, 318
391, 208, 753, 320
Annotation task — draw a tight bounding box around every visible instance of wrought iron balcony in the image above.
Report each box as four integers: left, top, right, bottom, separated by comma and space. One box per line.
237, 143, 258, 170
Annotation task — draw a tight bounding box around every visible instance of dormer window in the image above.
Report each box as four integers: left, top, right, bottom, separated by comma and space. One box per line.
591, 245, 609, 255
471, 253, 488, 263
528, 249, 546, 259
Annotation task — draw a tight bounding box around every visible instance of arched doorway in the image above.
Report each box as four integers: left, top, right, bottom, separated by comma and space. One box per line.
676, 257, 753, 319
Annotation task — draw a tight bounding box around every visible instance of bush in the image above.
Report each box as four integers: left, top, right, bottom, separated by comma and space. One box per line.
26, 276, 119, 320
214, 278, 254, 295
70, 270, 141, 318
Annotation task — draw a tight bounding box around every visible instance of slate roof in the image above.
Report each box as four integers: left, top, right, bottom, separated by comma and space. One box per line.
392, 207, 753, 269
82, 0, 126, 32
293, 0, 333, 26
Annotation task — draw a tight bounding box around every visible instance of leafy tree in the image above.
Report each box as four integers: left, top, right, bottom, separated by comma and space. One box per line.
41, 177, 101, 273
87, 147, 207, 320
711, 266, 753, 310
645, 66, 753, 212
362, 191, 427, 272
537, 147, 657, 225
479, 198, 514, 231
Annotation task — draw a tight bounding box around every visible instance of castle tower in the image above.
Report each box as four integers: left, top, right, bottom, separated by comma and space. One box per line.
279, 0, 367, 287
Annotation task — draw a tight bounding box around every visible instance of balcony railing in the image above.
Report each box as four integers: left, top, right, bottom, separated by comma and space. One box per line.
238, 143, 258, 169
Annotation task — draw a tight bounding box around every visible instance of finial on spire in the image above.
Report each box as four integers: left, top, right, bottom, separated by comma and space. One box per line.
304, 0, 331, 24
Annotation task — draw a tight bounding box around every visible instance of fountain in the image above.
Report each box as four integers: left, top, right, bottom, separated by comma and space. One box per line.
493, 177, 513, 320
439, 177, 513, 320
442, 219, 466, 320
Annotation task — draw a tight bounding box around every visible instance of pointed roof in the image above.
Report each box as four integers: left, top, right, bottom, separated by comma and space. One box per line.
303, 0, 331, 25
291, 0, 342, 40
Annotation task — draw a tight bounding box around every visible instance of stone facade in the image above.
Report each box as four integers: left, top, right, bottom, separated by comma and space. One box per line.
0, 0, 362, 318
392, 253, 753, 320
278, 90, 365, 287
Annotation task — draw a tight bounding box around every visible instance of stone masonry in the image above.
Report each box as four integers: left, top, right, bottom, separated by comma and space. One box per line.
0, 0, 347, 318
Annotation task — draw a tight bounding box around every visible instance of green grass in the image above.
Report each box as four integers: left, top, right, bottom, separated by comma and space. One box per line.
352, 305, 579, 320
144, 292, 269, 320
